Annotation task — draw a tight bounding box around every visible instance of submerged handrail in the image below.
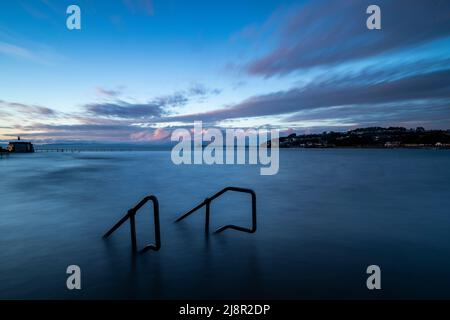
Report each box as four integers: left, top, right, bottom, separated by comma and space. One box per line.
175, 186, 257, 234
103, 195, 161, 253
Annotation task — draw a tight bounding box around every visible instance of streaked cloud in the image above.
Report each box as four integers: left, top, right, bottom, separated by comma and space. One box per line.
130, 127, 170, 141
122, 0, 154, 16
158, 69, 450, 124
86, 84, 221, 119
2, 122, 175, 143
244, 0, 450, 76
95, 86, 124, 98
188, 83, 222, 97
0, 41, 35, 60
0, 100, 60, 118
85, 101, 167, 119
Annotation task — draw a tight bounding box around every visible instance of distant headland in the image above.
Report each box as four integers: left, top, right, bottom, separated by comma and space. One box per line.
270, 127, 450, 149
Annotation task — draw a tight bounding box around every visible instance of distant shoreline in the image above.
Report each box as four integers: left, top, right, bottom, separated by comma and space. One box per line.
271, 126, 450, 150
278, 145, 450, 150
2, 126, 450, 152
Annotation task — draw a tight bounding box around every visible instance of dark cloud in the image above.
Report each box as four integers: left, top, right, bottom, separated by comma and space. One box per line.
160, 69, 450, 124
6, 122, 196, 143
245, 0, 450, 76
32, 124, 136, 132
85, 101, 165, 119
286, 100, 450, 129
0, 99, 59, 118
7, 123, 156, 142
154, 93, 188, 108
95, 87, 123, 98
188, 83, 222, 97
86, 84, 222, 119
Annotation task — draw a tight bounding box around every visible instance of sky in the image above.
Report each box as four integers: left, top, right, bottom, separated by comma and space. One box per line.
0, 0, 449, 143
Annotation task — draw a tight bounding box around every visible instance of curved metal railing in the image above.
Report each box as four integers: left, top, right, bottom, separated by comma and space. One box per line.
103, 195, 161, 253
175, 187, 257, 234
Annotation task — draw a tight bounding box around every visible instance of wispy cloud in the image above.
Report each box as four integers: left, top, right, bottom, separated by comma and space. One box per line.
130, 127, 170, 141
86, 84, 221, 119
4, 123, 174, 143
0, 41, 35, 60
188, 83, 222, 97
0, 100, 60, 118
0, 39, 64, 64
95, 86, 125, 98
85, 101, 167, 119
285, 100, 450, 129
0, 82, 224, 142
122, 0, 154, 16
242, 0, 450, 76
18, 0, 50, 19
158, 68, 450, 127
0, 100, 64, 141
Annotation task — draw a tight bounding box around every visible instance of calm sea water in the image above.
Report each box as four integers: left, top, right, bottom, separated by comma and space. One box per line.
1, 149, 450, 299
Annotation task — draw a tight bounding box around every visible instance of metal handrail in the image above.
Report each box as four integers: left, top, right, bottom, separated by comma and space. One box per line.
103, 195, 161, 253
175, 187, 257, 234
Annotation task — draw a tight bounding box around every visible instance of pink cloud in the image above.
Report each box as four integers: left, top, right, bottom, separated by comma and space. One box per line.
130, 127, 170, 141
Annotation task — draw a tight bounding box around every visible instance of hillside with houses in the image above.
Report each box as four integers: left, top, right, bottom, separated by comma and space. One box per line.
273, 127, 450, 149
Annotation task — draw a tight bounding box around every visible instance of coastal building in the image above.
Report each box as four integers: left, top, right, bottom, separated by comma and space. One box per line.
436, 142, 450, 149
7, 137, 35, 153
384, 141, 401, 148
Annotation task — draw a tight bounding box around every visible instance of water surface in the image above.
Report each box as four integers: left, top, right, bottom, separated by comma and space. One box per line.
1, 149, 450, 299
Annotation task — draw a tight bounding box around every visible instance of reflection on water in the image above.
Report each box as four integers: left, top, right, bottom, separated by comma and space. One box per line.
1, 149, 450, 299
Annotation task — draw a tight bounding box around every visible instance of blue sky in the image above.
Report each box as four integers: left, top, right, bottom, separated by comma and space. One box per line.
0, 0, 449, 143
